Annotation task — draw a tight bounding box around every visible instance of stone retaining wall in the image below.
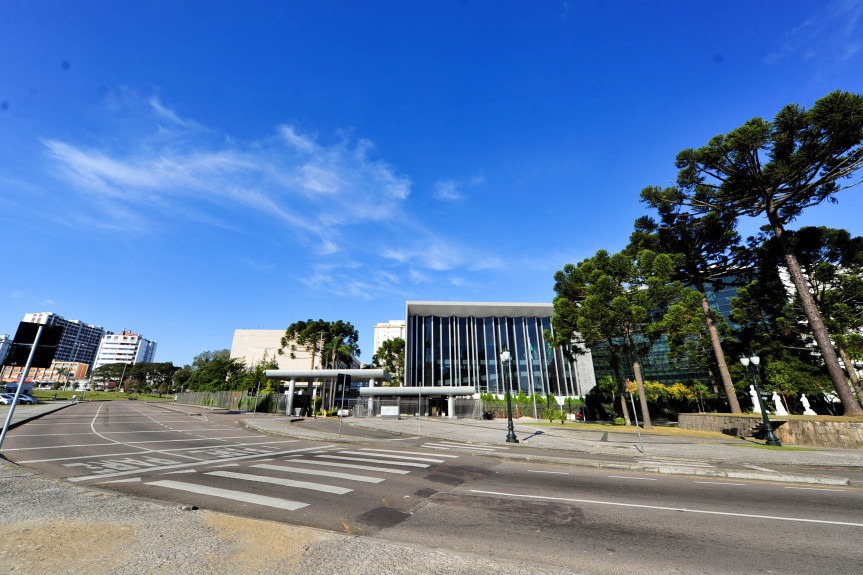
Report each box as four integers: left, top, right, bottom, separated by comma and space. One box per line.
678, 413, 863, 449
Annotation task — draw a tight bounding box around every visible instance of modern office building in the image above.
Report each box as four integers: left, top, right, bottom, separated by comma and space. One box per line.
92, 330, 157, 370
373, 319, 406, 354
0, 334, 11, 365
19, 312, 105, 368
405, 301, 595, 398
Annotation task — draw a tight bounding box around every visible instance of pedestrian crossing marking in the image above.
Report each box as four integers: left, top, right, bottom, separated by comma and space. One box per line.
283, 459, 411, 474
315, 455, 429, 468
422, 442, 501, 452
252, 463, 385, 483
357, 448, 459, 459
206, 470, 353, 494
148, 480, 308, 510
337, 450, 446, 463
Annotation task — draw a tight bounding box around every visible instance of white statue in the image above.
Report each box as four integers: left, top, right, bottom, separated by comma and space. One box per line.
772, 392, 788, 416
801, 394, 817, 415
749, 385, 761, 414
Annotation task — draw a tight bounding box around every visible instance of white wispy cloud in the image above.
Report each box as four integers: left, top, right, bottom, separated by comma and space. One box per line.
433, 175, 485, 201
764, 0, 863, 64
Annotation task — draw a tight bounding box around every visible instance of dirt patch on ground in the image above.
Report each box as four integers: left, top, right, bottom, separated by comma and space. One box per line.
202, 512, 335, 573
0, 519, 133, 575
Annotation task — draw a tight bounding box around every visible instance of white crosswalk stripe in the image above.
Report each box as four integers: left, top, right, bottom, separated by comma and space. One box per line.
206, 470, 353, 494
422, 442, 502, 452
315, 455, 430, 468
252, 463, 385, 483
281, 458, 411, 474
356, 448, 459, 459
336, 450, 447, 463
148, 480, 308, 510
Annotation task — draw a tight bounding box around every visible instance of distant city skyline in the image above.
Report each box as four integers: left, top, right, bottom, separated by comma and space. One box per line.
3, 1, 861, 366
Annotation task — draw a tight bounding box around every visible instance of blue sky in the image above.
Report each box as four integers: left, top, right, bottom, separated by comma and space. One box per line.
2, 1, 862, 366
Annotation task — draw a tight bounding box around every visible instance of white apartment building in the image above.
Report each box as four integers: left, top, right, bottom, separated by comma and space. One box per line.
93, 330, 157, 370
373, 320, 406, 354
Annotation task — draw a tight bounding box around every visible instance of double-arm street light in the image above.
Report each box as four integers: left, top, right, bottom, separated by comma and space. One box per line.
740, 355, 782, 447
500, 350, 519, 444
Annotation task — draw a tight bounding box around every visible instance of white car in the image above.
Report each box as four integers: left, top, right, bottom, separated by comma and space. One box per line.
0, 394, 19, 405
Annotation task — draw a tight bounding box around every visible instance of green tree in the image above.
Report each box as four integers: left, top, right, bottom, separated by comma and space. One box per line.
673, 90, 863, 415
240, 353, 279, 395
185, 350, 246, 392
371, 337, 406, 386
636, 188, 744, 412
279, 319, 331, 368
91, 363, 127, 389
552, 249, 697, 428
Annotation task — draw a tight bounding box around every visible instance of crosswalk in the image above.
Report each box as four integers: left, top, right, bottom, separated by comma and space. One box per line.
140, 447, 460, 511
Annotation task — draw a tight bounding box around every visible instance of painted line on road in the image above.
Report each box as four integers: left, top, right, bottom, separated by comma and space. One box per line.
340, 450, 446, 463
423, 442, 501, 452
284, 459, 411, 475
16, 440, 298, 464
357, 448, 459, 459
528, 470, 569, 475
207, 470, 353, 494
253, 463, 385, 483
694, 481, 746, 486
68, 445, 335, 483
148, 480, 308, 511
743, 464, 778, 473
470, 489, 863, 527
316, 455, 429, 468
608, 475, 658, 481
784, 486, 850, 492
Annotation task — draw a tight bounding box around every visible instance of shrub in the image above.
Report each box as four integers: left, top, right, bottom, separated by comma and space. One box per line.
614, 417, 626, 426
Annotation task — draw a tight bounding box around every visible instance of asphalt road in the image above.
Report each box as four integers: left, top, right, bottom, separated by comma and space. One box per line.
4, 402, 862, 574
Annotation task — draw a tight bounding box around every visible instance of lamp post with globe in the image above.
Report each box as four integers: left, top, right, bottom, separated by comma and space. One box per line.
740, 355, 781, 447
500, 349, 519, 444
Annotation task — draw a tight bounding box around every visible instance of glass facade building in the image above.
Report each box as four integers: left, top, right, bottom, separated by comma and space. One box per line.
405, 302, 595, 397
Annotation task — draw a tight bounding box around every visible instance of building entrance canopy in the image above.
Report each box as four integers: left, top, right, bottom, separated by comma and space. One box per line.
265, 368, 390, 382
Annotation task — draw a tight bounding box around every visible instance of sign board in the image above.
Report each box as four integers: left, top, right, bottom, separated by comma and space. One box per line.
5, 322, 64, 368
380, 405, 400, 419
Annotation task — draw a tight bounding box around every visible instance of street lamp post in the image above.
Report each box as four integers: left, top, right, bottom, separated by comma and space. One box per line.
740, 355, 781, 447
500, 350, 519, 444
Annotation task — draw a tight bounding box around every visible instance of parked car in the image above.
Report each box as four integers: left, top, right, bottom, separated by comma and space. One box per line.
0, 394, 19, 405
16, 394, 38, 404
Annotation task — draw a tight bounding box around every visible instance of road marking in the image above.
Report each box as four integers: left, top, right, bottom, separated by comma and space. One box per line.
338, 450, 445, 463
16, 440, 297, 464
528, 470, 569, 475
638, 459, 714, 468
608, 475, 657, 481
743, 464, 778, 473
784, 486, 850, 492
101, 477, 142, 483
385, 436, 418, 441
148, 480, 308, 510
253, 463, 385, 483
694, 481, 746, 486
207, 470, 353, 494
422, 442, 500, 452
163, 470, 197, 475
284, 459, 411, 475
470, 489, 863, 527
316, 455, 429, 468
68, 445, 334, 483
357, 448, 459, 459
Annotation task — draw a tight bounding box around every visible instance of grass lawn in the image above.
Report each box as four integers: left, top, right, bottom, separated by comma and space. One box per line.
30, 389, 172, 402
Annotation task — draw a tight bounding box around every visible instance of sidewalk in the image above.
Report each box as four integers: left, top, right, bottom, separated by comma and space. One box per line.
243, 413, 863, 486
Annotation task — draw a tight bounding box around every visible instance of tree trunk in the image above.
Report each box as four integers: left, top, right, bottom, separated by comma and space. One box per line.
696, 281, 741, 413
610, 355, 631, 424
838, 346, 863, 398
627, 336, 653, 429
768, 211, 863, 415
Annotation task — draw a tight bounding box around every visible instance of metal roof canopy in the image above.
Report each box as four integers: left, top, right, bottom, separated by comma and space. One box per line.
265, 369, 390, 382
359, 386, 477, 397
